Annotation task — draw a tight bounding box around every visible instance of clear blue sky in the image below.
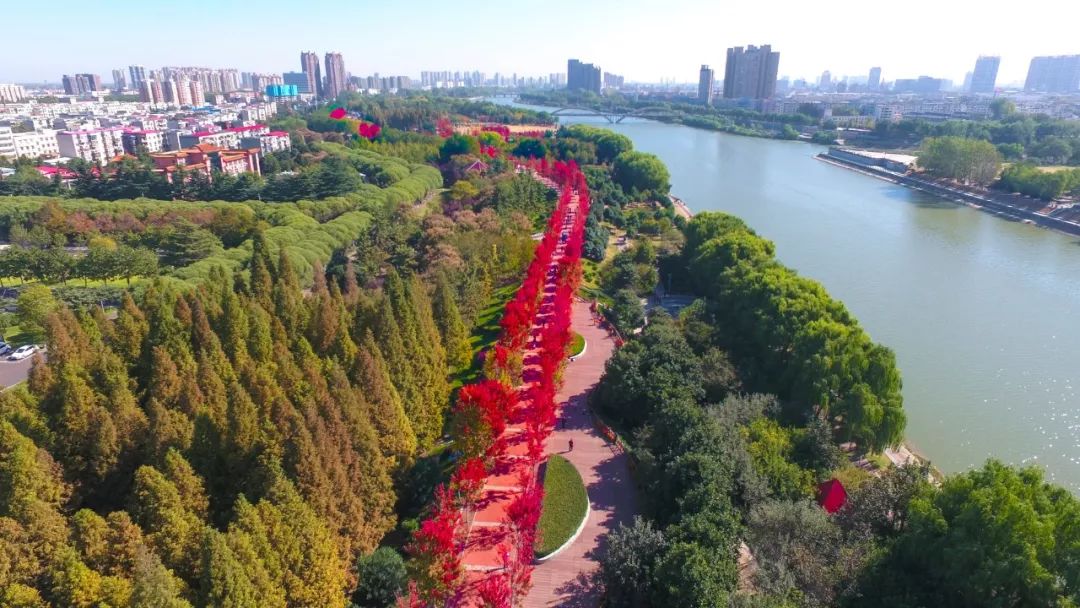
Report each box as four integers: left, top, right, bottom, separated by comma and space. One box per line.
3, 0, 1076, 85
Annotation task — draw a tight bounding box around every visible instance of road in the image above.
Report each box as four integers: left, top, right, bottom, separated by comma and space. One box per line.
0, 354, 37, 390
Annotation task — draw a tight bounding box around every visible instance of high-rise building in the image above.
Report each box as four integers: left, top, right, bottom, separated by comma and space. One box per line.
301, 51, 323, 98
970, 56, 1000, 94
603, 73, 624, 89
1025, 55, 1080, 93
868, 67, 882, 90
189, 80, 205, 105
698, 65, 715, 105
722, 45, 780, 99
128, 65, 146, 87
284, 72, 311, 94
61, 73, 103, 95
567, 59, 601, 94
819, 71, 832, 90
138, 79, 164, 105
0, 84, 27, 103
324, 52, 346, 99
111, 69, 127, 91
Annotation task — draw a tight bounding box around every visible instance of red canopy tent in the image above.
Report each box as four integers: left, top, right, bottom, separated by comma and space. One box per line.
817, 478, 848, 514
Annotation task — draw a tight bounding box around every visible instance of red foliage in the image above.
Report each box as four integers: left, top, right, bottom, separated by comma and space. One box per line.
406, 484, 463, 604
451, 457, 487, 507
453, 379, 517, 459
437, 117, 455, 138
358, 121, 382, 139
329, 106, 347, 120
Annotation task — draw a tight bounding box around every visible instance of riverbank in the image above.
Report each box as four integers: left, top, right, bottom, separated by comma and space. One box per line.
818, 153, 1080, 238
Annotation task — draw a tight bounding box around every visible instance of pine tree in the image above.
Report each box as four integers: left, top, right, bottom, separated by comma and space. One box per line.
129, 465, 206, 582
352, 331, 416, 462
199, 531, 259, 608
249, 231, 276, 310
432, 272, 472, 370
111, 291, 149, 368
130, 546, 193, 608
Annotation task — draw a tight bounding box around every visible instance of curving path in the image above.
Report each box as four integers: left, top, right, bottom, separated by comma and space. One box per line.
523, 300, 638, 607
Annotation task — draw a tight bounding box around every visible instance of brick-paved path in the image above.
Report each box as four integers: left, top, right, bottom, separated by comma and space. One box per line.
522, 301, 638, 607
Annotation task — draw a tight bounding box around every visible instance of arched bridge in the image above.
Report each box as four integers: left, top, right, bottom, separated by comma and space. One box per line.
549, 106, 675, 123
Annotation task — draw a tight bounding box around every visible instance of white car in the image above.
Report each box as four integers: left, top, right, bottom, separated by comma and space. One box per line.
8, 345, 36, 361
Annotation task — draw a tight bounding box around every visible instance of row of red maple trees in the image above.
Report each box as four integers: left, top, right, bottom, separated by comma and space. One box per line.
402, 157, 591, 607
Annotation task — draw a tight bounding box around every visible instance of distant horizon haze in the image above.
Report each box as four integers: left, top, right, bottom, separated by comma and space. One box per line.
1, 0, 1076, 87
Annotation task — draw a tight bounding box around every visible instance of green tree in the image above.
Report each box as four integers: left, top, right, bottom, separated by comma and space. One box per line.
612, 151, 671, 197
353, 547, 407, 608
597, 516, 668, 608
431, 272, 471, 370
16, 285, 58, 342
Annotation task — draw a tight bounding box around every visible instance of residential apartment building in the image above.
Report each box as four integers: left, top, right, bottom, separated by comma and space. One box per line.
723, 45, 780, 99
57, 127, 126, 163
698, 65, 715, 105
0, 127, 15, 158
0, 84, 26, 103
301, 51, 323, 98
567, 59, 601, 94
121, 130, 165, 154
970, 56, 1000, 94
128, 65, 147, 87
139, 79, 164, 105
12, 130, 60, 158
324, 52, 347, 98
111, 69, 127, 91
1025, 55, 1080, 93
62, 73, 104, 95
241, 130, 291, 155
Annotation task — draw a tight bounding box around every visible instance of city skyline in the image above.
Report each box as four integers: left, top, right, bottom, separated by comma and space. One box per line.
1, 0, 1075, 86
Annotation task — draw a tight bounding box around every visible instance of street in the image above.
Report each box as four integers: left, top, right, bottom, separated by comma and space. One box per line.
0, 355, 37, 390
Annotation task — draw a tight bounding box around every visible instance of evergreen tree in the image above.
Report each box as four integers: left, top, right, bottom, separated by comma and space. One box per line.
352, 331, 416, 462
199, 531, 259, 608
432, 272, 471, 370
130, 547, 193, 608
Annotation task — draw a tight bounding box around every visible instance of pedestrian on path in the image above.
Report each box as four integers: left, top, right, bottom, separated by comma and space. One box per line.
569, 439, 574, 452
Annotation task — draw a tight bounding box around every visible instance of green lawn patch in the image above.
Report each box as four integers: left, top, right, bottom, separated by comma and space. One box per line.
568, 332, 585, 358
536, 455, 588, 558
450, 283, 518, 390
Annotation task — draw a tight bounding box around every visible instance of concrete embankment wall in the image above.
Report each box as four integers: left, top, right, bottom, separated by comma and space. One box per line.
819, 153, 1080, 237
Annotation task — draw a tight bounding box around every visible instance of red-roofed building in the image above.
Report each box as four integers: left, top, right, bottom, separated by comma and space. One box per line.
150, 143, 260, 183
817, 479, 848, 514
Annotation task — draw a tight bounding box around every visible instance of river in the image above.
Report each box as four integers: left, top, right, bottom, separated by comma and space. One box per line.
495, 98, 1080, 491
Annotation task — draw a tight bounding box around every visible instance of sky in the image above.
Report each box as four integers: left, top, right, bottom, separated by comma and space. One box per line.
3, 0, 1078, 86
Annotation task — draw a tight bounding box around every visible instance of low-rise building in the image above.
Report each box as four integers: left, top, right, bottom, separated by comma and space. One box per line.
57, 127, 126, 163
12, 130, 60, 158
150, 143, 261, 182
0, 127, 15, 157
241, 130, 291, 155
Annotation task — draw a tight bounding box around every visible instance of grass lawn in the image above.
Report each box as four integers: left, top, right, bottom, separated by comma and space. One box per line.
449, 283, 518, 390
568, 331, 585, 358
535, 455, 588, 558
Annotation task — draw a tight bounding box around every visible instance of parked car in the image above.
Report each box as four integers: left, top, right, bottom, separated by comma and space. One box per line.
9, 345, 36, 360
0, 342, 11, 356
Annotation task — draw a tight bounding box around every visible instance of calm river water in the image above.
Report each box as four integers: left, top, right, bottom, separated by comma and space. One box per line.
498, 99, 1080, 491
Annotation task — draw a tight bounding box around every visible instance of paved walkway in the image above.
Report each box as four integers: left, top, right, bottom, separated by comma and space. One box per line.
523, 301, 638, 607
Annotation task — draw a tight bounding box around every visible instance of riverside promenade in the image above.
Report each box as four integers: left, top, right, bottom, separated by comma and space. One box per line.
523, 300, 638, 607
